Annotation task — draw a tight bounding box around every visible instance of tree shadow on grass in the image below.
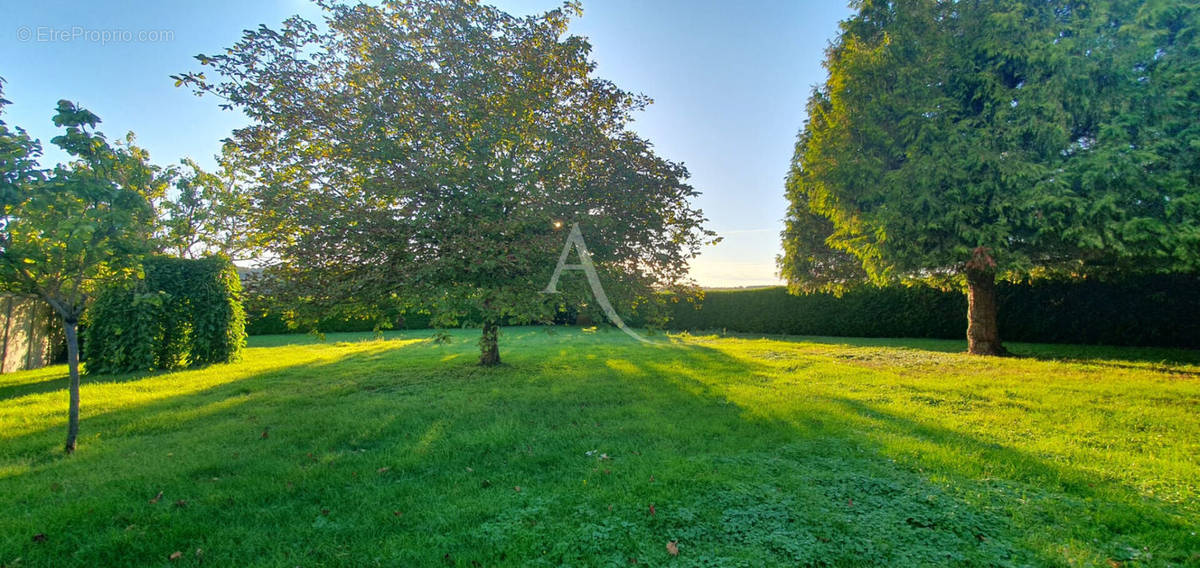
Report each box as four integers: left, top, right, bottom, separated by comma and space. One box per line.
0, 338, 428, 462
0, 367, 190, 403
634, 342, 1200, 566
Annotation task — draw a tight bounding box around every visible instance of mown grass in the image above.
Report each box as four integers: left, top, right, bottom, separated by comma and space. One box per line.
1, 327, 1198, 567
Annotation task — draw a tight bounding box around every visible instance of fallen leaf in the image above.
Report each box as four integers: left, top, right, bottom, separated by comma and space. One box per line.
260, 429, 269, 439
666, 541, 679, 556
648, 504, 656, 516
377, 467, 390, 474
393, 511, 403, 517
649, 475, 655, 483
149, 491, 163, 504
32, 533, 46, 543
1107, 561, 1123, 568
514, 486, 521, 492
169, 551, 182, 561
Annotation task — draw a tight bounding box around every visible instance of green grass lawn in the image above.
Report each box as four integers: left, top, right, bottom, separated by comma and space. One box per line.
1, 327, 1198, 567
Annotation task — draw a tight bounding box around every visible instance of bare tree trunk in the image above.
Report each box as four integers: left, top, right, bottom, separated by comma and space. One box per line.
965, 267, 1007, 356
479, 321, 500, 366
63, 319, 81, 453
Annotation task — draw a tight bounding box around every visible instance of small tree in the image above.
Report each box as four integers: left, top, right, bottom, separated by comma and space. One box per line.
158, 144, 261, 261
780, 0, 1200, 355
0, 93, 159, 452
176, 0, 714, 365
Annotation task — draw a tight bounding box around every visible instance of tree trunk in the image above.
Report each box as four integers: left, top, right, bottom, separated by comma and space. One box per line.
965, 267, 1007, 356
479, 321, 500, 366
63, 319, 81, 453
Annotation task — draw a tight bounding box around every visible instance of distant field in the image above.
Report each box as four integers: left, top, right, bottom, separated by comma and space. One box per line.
1, 328, 1197, 566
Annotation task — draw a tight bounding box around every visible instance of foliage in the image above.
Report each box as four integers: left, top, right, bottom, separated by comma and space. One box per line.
156, 145, 261, 261
669, 285, 967, 340
241, 269, 432, 335
81, 284, 167, 373
174, 0, 714, 364
243, 298, 433, 336
667, 273, 1200, 348
84, 256, 246, 374
0, 80, 43, 214
779, 0, 1200, 352
0, 97, 160, 321
1, 329, 1198, 565
0, 83, 162, 451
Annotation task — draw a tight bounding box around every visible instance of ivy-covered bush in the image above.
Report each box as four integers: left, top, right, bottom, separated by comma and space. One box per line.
84, 256, 246, 374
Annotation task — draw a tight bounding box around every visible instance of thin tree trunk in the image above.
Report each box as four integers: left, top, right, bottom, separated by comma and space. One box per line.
63, 318, 81, 453
965, 267, 1007, 356
479, 321, 500, 366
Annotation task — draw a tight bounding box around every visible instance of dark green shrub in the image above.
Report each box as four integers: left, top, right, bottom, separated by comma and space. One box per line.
82, 287, 167, 373
84, 256, 246, 374
994, 275, 1200, 347
667, 286, 965, 339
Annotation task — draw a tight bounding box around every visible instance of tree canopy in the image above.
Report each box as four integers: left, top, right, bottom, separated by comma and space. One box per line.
157, 146, 261, 261
175, 0, 714, 364
780, 0, 1200, 354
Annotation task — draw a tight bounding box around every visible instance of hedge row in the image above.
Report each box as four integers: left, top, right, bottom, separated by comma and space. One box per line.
244, 309, 433, 336
666, 274, 1200, 348
667, 286, 965, 339
243, 273, 1200, 348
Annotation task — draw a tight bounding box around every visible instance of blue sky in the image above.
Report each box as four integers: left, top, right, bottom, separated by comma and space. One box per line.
0, 0, 852, 287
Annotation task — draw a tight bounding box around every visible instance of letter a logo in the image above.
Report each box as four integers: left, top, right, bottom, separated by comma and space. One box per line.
542, 223, 649, 343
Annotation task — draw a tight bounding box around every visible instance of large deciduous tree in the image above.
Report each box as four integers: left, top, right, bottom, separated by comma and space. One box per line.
780, 0, 1200, 355
0, 91, 160, 452
175, 0, 713, 365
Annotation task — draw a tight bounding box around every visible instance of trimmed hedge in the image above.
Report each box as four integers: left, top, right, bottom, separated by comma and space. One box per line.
667, 286, 965, 339
84, 256, 247, 374
667, 274, 1200, 348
